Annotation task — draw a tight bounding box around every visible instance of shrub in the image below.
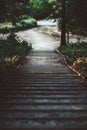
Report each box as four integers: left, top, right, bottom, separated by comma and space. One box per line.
0, 33, 31, 73
58, 42, 87, 64
0, 17, 37, 33
19, 15, 30, 21
15, 23, 22, 29
72, 57, 87, 79
21, 18, 37, 27
58, 42, 87, 80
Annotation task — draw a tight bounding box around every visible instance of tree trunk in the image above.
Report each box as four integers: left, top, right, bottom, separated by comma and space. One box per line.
61, 0, 66, 46
66, 26, 69, 43
10, 0, 16, 26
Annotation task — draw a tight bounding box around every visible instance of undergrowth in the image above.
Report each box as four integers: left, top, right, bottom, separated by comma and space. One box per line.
0, 33, 31, 74
58, 42, 87, 81
0, 17, 37, 33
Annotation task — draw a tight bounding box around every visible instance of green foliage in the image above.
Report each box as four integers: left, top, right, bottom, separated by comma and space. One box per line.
29, 0, 55, 19
58, 42, 87, 79
0, 33, 31, 72
21, 18, 36, 25
73, 57, 87, 80
19, 15, 30, 20
0, 17, 37, 33
0, 0, 55, 23
58, 42, 87, 64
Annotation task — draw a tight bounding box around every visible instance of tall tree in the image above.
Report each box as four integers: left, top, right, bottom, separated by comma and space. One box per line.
66, 0, 87, 34
29, 0, 54, 19
61, 0, 66, 46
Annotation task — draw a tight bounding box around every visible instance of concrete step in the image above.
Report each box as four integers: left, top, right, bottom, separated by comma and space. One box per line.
0, 50, 86, 130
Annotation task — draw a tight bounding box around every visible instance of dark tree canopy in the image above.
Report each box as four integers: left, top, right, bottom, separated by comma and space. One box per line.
66, 0, 87, 34
0, 0, 55, 23
0, 0, 87, 35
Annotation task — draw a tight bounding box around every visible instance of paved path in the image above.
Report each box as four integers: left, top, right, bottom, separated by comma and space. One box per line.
0, 28, 87, 130
16, 27, 60, 51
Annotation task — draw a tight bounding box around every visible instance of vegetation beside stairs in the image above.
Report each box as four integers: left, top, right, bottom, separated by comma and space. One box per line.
58, 42, 87, 82
0, 32, 32, 80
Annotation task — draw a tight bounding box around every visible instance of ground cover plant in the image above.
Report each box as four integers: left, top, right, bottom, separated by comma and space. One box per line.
58, 42, 87, 81
0, 33, 31, 74
0, 17, 37, 33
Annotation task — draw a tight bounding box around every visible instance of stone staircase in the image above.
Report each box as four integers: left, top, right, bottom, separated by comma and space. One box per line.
0, 50, 87, 130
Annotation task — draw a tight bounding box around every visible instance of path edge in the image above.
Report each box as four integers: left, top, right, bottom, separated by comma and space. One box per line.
56, 49, 86, 83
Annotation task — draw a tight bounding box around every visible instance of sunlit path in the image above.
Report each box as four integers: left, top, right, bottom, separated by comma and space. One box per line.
17, 28, 60, 51
37, 19, 58, 26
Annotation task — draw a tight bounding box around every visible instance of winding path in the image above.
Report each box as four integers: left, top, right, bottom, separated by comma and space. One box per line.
0, 27, 87, 130
16, 27, 60, 50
